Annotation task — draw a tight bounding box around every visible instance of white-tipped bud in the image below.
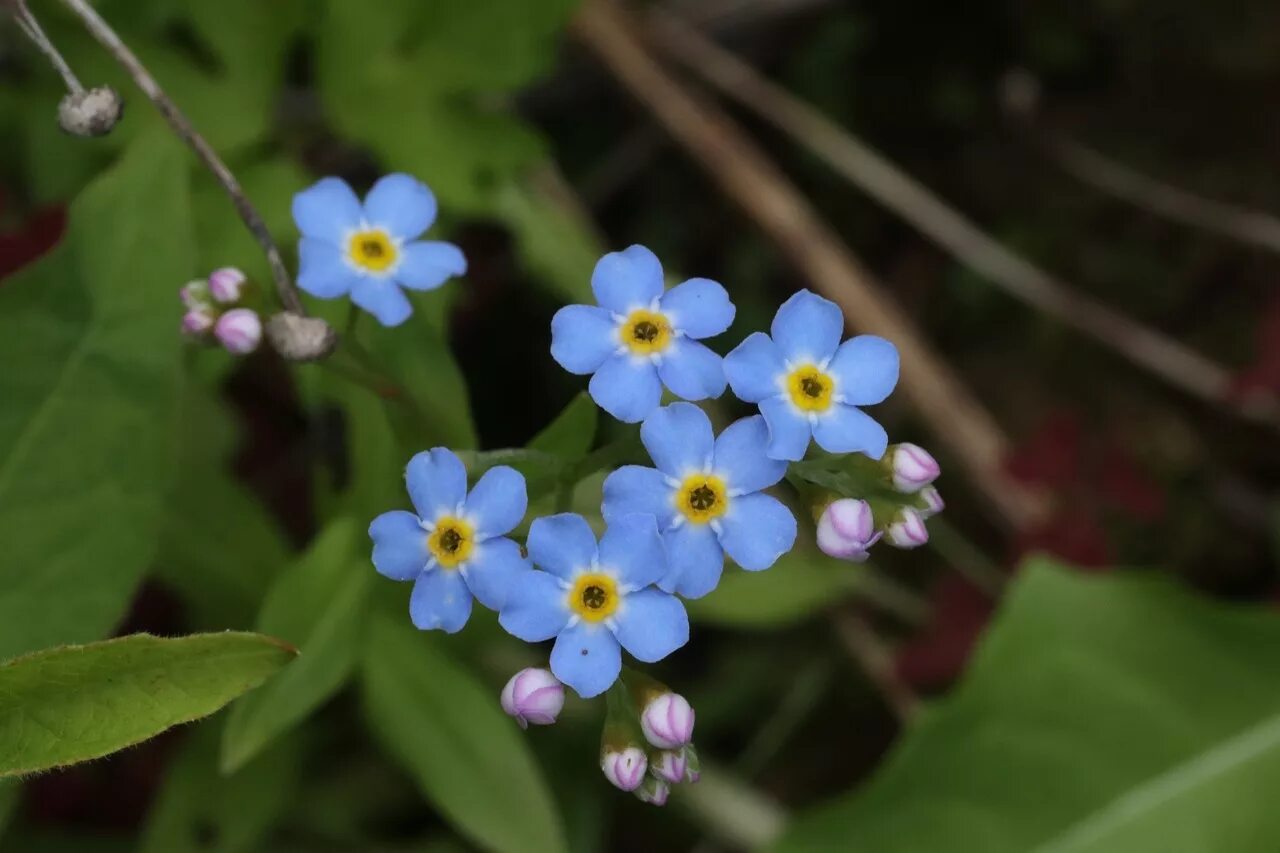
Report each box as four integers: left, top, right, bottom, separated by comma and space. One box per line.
214, 308, 262, 355
888, 443, 940, 493
650, 749, 689, 785
918, 486, 945, 519
265, 312, 338, 362
58, 86, 124, 137
640, 692, 695, 750
816, 498, 879, 563
635, 775, 670, 806
207, 267, 247, 304
181, 307, 215, 337
885, 508, 929, 549
601, 747, 647, 792
180, 279, 210, 309
500, 668, 564, 729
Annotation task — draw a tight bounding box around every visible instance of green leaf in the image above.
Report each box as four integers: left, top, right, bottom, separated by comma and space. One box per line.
0, 632, 296, 778
362, 616, 568, 853
774, 562, 1280, 853
529, 392, 598, 459
141, 720, 300, 853
688, 550, 865, 628
0, 133, 193, 659
221, 520, 371, 773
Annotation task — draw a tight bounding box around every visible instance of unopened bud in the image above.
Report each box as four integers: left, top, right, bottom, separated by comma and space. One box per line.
214, 308, 262, 354
885, 508, 929, 549
817, 498, 879, 562
500, 668, 564, 729
601, 746, 647, 792
181, 307, 215, 337
635, 775, 669, 806
180, 280, 210, 310
266, 312, 337, 362
887, 443, 940, 493
918, 486, 945, 519
650, 749, 688, 785
58, 86, 124, 137
640, 692, 694, 750
208, 267, 247, 303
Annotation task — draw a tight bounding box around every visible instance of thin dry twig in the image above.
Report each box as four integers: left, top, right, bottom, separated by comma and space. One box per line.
644, 10, 1280, 431
574, 0, 1045, 531
57, 0, 306, 316
4, 0, 83, 94
829, 609, 920, 724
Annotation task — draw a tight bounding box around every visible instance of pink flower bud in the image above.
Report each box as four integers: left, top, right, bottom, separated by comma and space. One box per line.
641, 693, 695, 750
885, 508, 929, 549
817, 498, 880, 562
650, 749, 689, 785
500, 668, 564, 729
919, 486, 945, 519
635, 776, 670, 806
601, 747, 647, 791
181, 307, 215, 336
214, 308, 262, 354
180, 279, 209, 309
888, 443, 940, 493
208, 267, 247, 303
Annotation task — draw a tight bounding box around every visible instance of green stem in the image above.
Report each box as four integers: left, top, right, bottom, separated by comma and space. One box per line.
926, 517, 1007, 596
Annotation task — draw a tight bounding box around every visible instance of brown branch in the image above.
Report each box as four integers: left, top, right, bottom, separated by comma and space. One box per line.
829, 609, 920, 724
573, 0, 1045, 531
58, 0, 306, 317
644, 10, 1280, 431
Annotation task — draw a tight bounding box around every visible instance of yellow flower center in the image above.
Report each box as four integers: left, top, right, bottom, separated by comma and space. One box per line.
347, 228, 399, 273
620, 308, 672, 356
568, 572, 619, 623
675, 474, 729, 524
427, 516, 474, 569
786, 364, 834, 413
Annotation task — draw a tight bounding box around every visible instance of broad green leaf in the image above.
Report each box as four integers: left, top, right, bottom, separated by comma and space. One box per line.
495, 176, 601, 304
688, 550, 865, 628
529, 392, 598, 459
0, 133, 193, 659
221, 520, 371, 773
142, 720, 299, 853
0, 632, 295, 778
362, 616, 568, 853
774, 562, 1280, 853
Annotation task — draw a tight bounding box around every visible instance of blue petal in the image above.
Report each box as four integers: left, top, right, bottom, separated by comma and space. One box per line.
351, 276, 413, 327
396, 241, 465, 291
640, 402, 715, 477
724, 332, 785, 403
368, 511, 428, 581
657, 339, 726, 401
612, 588, 689, 663
409, 569, 472, 633
363, 173, 437, 240
588, 354, 662, 424
298, 238, 358, 298
464, 465, 527, 539
462, 537, 529, 611
526, 513, 598, 581
759, 397, 814, 462
659, 523, 725, 599
713, 415, 787, 493
598, 514, 666, 590
718, 493, 797, 571
406, 448, 467, 520
551, 305, 618, 375
601, 465, 676, 528
828, 335, 900, 405
499, 570, 569, 642
659, 277, 735, 339
550, 622, 622, 698
770, 290, 844, 365
591, 245, 665, 314
813, 404, 889, 459
292, 177, 362, 243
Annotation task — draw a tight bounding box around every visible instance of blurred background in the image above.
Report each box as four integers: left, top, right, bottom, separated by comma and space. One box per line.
2, 0, 1279, 851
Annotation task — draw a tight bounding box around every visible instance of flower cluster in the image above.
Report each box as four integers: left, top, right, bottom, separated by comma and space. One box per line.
180, 267, 262, 354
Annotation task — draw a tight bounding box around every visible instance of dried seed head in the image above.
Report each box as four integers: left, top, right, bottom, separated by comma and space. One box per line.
58, 86, 124, 137
265, 312, 337, 362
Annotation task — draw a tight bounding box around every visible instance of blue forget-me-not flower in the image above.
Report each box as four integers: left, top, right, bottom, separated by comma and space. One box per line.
550, 245, 736, 423
369, 448, 530, 633
602, 403, 797, 599
724, 290, 900, 462
293, 173, 466, 327
499, 513, 689, 698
